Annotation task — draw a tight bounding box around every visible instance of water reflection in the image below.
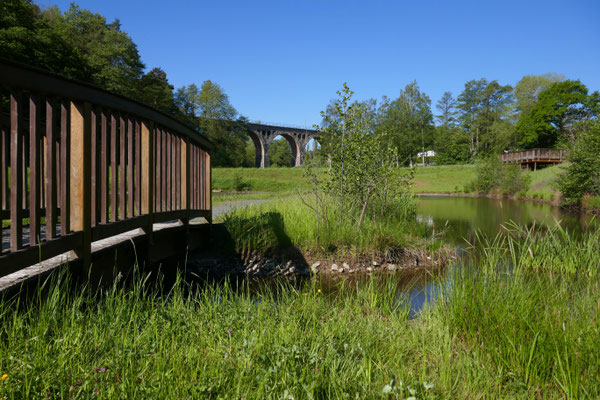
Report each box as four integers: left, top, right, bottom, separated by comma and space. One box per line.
417, 195, 595, 248
403, 195, 595, 315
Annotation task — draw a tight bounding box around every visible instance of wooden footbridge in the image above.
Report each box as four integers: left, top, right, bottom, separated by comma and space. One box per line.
501, 148, 568, 170
0, 60, 213, 288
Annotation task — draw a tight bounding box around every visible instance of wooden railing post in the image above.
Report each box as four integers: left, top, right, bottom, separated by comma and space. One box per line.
206, 152, 212, 224
10, 92, 23, 252
141, 120, 154, 265
182, 138, 191, 249
70, 101, 92, 267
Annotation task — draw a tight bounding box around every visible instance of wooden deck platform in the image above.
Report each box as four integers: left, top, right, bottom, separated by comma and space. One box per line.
501, 148, 567, 170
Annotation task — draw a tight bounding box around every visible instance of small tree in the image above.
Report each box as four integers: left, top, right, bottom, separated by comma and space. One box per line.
304, 84, 412, 237
557, 121, 600, 207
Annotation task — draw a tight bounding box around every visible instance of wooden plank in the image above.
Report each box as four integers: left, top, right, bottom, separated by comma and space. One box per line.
166, 131, 171, 211
1, 104, 7, 211
60, 101, 70, 235
91, 215, 148, 242
110, 113, 117, 222
70, 101, 92, 265
29, 95, 41, 245
175, 137, 181, 210
0, 232, 82, 279
134, 121, 140, 216
0, 102, 10, 211
152, 209, 188, 224
205, 151, 211, 211
100, 110, 108, 224
155, 128, 161, 212
140, 121, 153, 215
119, 115, 126, 220
90, 108, 97, 227
45, 98, 56, 240
161, 129, 166, 212
127, 118, 133, 217
181, 139, 187, 210
10, 92, 23, 251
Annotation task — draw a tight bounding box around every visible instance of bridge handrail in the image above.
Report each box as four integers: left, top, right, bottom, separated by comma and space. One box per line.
0, 59, 212, 278
501, 148, 568, 163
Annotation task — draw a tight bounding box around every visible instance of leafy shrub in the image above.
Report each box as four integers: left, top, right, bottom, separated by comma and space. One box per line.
557, 122, 600, 207
473, 156, 502, 194
472, 156, 531, 195
233, 170, 251, 191
500, 164, 532, 195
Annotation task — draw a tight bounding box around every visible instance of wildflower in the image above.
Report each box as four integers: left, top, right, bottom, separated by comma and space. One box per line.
317, 289, 322, 294
100, 368, 107, 373
77, 381, 82, 386
227, 329, 233, 334
93, 367, 100, 372
1, 374, 7, 380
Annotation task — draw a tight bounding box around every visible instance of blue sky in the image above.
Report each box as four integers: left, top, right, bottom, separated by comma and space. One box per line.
43, 0, 599, 128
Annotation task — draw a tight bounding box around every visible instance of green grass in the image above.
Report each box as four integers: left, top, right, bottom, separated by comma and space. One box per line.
218, 195, 433, 256
2, 223, 600, 398
211, 165, 568, 209
583, 195, 600, 214
524, 164, 562, 202
409, 164, 476, 193
213, 167, 311, 194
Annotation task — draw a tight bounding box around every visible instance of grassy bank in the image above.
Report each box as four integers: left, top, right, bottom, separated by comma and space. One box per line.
217, 195, 435, 257
212, 164, 562, 199
1, 222, 599, 398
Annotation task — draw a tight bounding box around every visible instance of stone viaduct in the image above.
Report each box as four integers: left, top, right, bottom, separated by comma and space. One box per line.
246, 123, 320, 168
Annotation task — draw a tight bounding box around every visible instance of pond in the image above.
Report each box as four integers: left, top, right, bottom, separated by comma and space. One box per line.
403, 195, 596, 315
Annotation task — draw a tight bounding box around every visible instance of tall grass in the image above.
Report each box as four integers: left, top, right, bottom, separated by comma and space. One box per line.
2, 223, 600, 398
220, 195, 432, 256
469, 221, 600, 276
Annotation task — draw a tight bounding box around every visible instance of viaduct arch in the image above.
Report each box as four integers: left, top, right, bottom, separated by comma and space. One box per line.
246, 123, 320, 168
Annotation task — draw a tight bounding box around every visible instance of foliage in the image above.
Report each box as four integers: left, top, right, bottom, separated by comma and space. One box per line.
269, 138, 293, 167
500, 163, 532, 196
473, 156, 530, 195
311, 83, 414, 236
456, 78, 513, 157
378, 81, 435, 165
175, 81, 249, 167
513, 73, 565, 116
516, 80, 600, 148
0, 0, 85, 79
232, 170, 251, 191
136, 67, 177, 114
433, 126, 470, 164
557, 121, 600, 207
45, 4, 145, 99
435, 91, 458, 128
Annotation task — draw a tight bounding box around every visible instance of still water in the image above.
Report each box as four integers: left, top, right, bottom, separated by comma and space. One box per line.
403, 195, 596, 315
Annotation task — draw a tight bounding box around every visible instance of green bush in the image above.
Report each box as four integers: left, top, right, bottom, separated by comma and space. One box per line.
473, 156, 531, 195
232, 170, 251, 192
473, 156, 502, 194
500, 164, 532, 196
557, 122, 600, 207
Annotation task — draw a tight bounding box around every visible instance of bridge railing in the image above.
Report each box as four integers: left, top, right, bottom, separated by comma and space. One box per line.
0, 60, 212, 278
501, 148, 568, 164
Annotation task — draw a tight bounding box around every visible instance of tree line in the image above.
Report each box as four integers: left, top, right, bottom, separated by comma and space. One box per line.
1, 0, 255, 167
319, 75, 599, 166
